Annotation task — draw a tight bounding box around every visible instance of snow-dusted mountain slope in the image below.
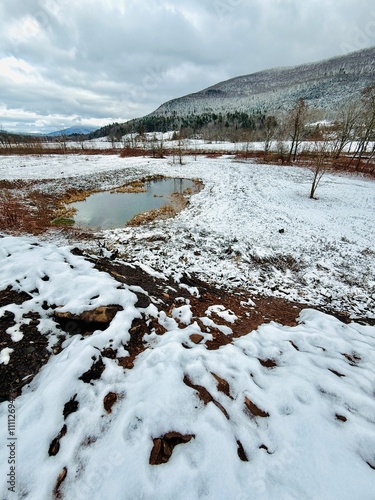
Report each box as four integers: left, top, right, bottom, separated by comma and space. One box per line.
149, 46, 375, 117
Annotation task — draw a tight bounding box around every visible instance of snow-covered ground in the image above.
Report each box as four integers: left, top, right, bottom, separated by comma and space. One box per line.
0, 153, 374, 499
0, 154, 374, 317
104, 158, 375, 318
0, 236, 374, 499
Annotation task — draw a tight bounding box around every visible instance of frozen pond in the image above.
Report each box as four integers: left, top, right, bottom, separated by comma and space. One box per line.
70, 177, 198, 229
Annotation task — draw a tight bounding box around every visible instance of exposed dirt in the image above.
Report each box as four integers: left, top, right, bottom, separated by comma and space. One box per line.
0, 288, 51, 401
103, 392, 118, 413
63, 394, 79, 419
78, 357, 106, 384
49, 425, 67, 457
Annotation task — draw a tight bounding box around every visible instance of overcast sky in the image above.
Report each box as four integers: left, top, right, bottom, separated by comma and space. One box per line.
0, 0, 374, 134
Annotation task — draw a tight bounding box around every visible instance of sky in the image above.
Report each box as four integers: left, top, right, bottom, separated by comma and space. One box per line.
0, 0, 374, 135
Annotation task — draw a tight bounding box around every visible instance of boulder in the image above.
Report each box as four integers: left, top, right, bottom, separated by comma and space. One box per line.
54, 305, 123, 324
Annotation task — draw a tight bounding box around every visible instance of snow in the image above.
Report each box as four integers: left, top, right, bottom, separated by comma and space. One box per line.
0, 151, 374, 498
0, 348, 14, 365
172, 304, 193, 325
0, 153, 373, 316
102, 157, 374, 318
148, 47, 375, 118
0, 154, 148, 180
206, 305, 238, 324
0, 237, 374, 498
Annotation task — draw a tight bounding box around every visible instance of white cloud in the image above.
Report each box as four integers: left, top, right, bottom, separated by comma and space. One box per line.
0, 57, 42, 84
0, 0, 374, 133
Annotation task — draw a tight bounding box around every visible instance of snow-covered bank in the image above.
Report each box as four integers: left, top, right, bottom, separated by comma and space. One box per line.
0, 236, 375, 499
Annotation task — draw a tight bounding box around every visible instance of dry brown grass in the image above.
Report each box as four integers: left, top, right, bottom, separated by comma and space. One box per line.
0, 144, 121, 156
127, 205, 177, 226
52, 189, 99, 223
114, 180, 147, 193
0, 190, 56, 234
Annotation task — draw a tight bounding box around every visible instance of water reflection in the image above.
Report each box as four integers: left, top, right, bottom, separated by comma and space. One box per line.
71, 178, 198, 229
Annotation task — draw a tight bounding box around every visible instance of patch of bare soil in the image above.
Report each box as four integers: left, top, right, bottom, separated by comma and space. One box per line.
0, 288, 51, 401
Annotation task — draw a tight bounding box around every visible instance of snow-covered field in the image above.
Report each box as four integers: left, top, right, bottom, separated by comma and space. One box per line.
104, 158, 375, 318
0, 153, 374, 499
0, 154, 374, 316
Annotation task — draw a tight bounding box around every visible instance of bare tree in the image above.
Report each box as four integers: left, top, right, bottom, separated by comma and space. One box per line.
331, 101, 361, 159
57, 134, 67, 154
287, 98, 309, 162
77, 134, 86, 150
309, 141, 332, 199
350, 86, 375, 169
263, 115, 277, 160
177, 136, 185, 165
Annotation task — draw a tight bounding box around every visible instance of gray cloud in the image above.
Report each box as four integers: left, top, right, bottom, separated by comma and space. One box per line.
0, 0, 374, 133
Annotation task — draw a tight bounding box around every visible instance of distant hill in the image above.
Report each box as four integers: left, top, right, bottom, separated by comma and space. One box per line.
47, 125, 98, 137
90, 46, 375, 138
149, 47, 374, 119
152, 46, 375, 117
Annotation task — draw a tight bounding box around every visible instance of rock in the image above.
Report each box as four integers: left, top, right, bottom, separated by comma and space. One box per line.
279, 228, 285, 234
103, 392, 118, 413
54, 305, 123, 325
335, 414, 347, 422
237, 440, 249, 462
133, 292, 151, 308
189, 334, 204, 344
48, 425, 67, 456
101, 347, 117, 359
118, 357, 134, 369
183, 375, 229, 419
53, 467, 68, 498
258, 358, 278, 368
211, 373, 231, 397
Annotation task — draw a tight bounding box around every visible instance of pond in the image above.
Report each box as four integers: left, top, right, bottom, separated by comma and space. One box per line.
70, 177, 199, 229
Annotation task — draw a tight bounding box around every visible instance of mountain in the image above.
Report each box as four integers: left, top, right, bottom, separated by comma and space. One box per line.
90, 47, 375, 138
47, 125, 98, 137
150, 46, 375, 118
